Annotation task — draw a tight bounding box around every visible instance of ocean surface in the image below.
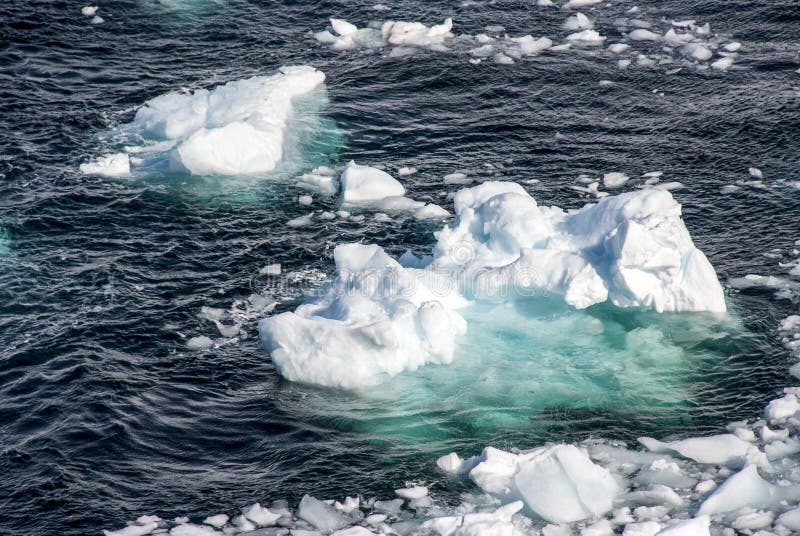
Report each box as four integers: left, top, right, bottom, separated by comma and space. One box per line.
1, 0, 800, 534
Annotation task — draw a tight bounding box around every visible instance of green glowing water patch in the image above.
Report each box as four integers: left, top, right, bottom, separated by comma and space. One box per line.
279, 297, 747, 451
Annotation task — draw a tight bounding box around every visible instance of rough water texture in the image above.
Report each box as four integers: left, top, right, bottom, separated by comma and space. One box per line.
1, 0, 800, 535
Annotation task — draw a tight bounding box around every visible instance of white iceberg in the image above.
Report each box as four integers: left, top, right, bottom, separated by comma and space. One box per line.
260, 182, 726, 388
82, 66, 328, 178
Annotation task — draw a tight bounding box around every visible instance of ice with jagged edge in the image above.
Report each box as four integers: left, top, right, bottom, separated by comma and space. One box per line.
80, 65, 335, 178
259, 181, 726, 389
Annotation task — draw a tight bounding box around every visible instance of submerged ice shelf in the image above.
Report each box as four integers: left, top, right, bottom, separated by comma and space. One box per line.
259, 181, 726, 389
80, 65, 336, 179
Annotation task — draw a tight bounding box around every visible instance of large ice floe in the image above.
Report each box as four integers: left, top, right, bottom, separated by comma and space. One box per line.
259, 181, 726, 389
80, 66, 336, 178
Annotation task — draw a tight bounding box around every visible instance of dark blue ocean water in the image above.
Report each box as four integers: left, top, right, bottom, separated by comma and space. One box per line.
1, 0, 800, 534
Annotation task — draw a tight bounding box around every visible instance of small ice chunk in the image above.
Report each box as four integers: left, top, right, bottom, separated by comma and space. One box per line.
398, 166, 417, 176
203, 514, 228, 528
365, 514, 387, 525
334, 496, 359, 513
395, 486, 428, 500
760, 425, 790, 443
330, 18, 359, 37
414, 203, 450, 220
603, 172, 630, 189
81, 5, 98, 16
186, 336, 213, 350
470, 444, 620, 523
566, 0, 603, 7
564, 13, 593, 31
340, 161, 405, 203
331, 528, 375, 536
723, 42, 741, 52
638, 434, 762, 467
80, 153, 131, 178
695, 480, 716, 494
494, 53, 514, 65
260, 264, 282, 276
168, 525, 218, 536
437, 452, 468, 473
103, 523, 159, 536
626, 485, 683, 507
443, 172, 471, 184
777, 507, 800, 531
765, 393, 800, 423
242, 503, 280, 526
711, 56, 734, 70
720, 185, 740, 194
765, 437, 800, 460
373, 498, 404, 515
622, 521, 662, 536
90, 15, 104, 24
653, 181, 684, 191
749, 167, 763, 179
609, 43, 630, 54
732, 510, 774, 530
298, 195, 313, 206
663, 29, 694, 47
655, 516, 710, 535
567, 30, 606, 45
296, 173, 339, 197
682, 43, 712, 61
538, 0, 555, 5
629, 29, 661, 41
287, 214, 314, 228
512, 35, 553, 55
698, 465, 796, 515
298, 495, 348, 532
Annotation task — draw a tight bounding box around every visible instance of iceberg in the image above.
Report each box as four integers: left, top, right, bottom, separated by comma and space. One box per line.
260, 182, 725, 388
81, 65, 332, 178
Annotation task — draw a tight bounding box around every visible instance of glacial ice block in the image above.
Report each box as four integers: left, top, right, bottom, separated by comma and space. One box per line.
259, 182, 726, 388
83, 66, 327, 177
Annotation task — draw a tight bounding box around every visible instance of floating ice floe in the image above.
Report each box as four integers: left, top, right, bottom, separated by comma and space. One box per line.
81, 66, 328, 177
79, 153, 131, 178
259, 181, 726, 388
338, 161, 449, 220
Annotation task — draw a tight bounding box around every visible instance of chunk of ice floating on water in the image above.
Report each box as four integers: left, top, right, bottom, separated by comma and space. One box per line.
80, 153, 131, 178
260, 182, 726, 388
